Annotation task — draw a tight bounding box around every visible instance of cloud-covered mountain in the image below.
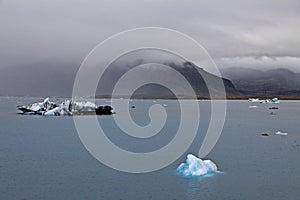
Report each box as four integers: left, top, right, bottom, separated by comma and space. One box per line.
97, 61, 239, 99
0, 60, 239, 99
221, 67, 300, 96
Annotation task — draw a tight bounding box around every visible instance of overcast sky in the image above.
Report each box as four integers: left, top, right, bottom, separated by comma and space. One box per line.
0, 0, 299, 72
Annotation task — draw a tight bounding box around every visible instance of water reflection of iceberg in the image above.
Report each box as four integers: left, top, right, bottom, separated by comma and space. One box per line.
17, 97, 114, 116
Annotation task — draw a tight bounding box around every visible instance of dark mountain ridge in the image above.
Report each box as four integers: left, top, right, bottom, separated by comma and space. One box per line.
221, 67, 300, 96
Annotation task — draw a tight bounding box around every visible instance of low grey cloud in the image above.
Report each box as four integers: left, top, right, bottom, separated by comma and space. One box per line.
0, 0, 299, 70
215, 56, 300, 73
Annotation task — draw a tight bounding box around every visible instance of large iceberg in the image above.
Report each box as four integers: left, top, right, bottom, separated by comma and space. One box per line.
177, 154, 218, 177
17, 97, 114, 116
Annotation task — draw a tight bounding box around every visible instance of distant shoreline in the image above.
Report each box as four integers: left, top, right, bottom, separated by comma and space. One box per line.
1, 95, 300, 100
96, 94, 300, 100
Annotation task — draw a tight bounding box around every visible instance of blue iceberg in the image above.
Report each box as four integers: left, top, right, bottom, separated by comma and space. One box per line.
177, 154, 218, 177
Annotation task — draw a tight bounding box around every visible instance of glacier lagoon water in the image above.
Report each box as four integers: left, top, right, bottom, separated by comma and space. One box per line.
1, 97, 300, 200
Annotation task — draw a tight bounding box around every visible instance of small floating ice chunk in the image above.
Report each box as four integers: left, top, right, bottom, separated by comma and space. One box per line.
177, 154, 218, 177
272, 98, 280, 104
248, 105, 257, 108
275, 131, 288, 136
248, 98, 260, 103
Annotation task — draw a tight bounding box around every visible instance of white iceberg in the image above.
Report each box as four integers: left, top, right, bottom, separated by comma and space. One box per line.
271, 98, 280, 104
177, 154, 218, 177
249, 98, 260, 103
275, 131, 288, 136
259, 98, 280, 104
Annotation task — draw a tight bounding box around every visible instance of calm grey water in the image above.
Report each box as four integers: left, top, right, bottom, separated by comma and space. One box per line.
1, 97, 300, 200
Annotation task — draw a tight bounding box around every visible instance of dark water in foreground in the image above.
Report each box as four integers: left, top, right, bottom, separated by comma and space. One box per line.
0, 97, 300, 200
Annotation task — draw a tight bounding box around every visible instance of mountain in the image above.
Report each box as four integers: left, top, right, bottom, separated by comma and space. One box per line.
221, 67, 300, 96
96, 61, 239, 99
0, 61, 239, 99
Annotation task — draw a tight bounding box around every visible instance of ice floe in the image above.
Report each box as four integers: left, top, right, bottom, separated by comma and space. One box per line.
248, 98, 260, 103
177, 154, 218, 177
248, 105, 257, 108
260, 98, 280, 104
249, 98, 280, 104
275, 131, 288, 136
